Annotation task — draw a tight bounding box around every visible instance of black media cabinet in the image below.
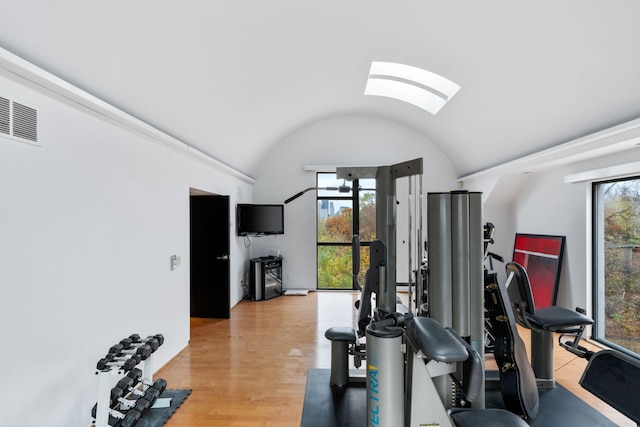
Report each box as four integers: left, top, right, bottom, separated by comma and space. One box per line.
249, 257, 283, 300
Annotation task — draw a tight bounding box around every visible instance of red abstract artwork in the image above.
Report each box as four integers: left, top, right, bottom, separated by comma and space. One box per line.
512, 234, 565, 309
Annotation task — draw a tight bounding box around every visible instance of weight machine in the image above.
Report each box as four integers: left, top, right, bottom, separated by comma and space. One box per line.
321, 158, 421, 388
300, 157, 635, 426
317, 158, 527, 426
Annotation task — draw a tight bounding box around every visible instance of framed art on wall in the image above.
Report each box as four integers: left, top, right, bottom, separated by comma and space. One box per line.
512, 233, 566, 309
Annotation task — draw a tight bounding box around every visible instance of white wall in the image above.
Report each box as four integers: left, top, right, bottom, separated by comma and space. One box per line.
0, 71, 253, 426
250, 114, 458, 290
509, 169, 589, 308
478, 149, 640, 314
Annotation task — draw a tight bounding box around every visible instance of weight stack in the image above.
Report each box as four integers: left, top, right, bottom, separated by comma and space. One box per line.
427, 190, 484, 408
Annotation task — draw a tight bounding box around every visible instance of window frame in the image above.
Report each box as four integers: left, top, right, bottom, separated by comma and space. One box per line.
592, 175, 640, 358
316, 172, 373, 290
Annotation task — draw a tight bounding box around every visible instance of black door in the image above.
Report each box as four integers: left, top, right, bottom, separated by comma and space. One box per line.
190, 195, 230, 318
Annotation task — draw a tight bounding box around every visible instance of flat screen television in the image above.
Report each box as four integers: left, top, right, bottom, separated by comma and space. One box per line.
236, 204, 285, 236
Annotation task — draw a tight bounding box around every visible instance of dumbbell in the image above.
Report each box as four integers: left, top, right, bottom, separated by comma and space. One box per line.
121, 334, 163, 353
121, 334, 164, 352
133, 334, 164, 347
141, 334, 164, 346
102, 352, 143, 365
122, 370, 168, 395
91, 388, 142, 427
93, 408, 141, 427
109, 342, 152, 361
115, 377, 162, 412
96, 354, 140, 371
116, 377, 166, 404
117, 395, 152, 416
91, 386, 125, 415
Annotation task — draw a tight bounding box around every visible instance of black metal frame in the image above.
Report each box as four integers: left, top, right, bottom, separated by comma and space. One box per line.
316, 173, 372, 290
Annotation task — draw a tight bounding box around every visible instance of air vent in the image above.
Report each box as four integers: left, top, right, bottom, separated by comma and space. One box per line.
0, 97, 38, 144
0, 97, 9, 136
12, 102, 37, 142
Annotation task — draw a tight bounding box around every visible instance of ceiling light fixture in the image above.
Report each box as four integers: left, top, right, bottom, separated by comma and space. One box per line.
364, 61, 460, 115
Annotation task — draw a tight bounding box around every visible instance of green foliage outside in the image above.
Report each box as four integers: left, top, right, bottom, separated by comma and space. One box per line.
318, 245, 353, 288
602, 180, 640, 354
317, 194, 376, 289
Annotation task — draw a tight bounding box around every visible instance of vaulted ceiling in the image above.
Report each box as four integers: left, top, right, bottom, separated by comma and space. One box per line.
2, 1, 640, 178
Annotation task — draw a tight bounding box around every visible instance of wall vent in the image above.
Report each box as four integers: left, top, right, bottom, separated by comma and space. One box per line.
0, 97, 9, 136
0, 96, 38, 144
12, 102, 38, 142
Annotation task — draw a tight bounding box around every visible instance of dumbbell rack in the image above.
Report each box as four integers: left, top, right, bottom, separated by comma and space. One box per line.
91, 336, 160, 427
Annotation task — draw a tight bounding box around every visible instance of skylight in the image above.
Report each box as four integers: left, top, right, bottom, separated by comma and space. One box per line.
364, 62, 460, 115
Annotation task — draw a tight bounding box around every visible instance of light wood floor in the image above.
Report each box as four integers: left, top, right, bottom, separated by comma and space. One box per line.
156, 291, 634, 426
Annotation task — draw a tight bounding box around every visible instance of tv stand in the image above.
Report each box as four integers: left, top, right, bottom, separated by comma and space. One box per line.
249, 257, 283, 300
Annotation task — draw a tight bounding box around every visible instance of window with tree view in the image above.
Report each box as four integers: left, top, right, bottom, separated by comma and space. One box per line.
593, 177, 640, 356
317, 173, 375, 289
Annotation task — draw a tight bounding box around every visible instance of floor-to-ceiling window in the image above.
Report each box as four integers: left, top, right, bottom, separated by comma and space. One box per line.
317, 173, 375, 289
593, 177, 640, 356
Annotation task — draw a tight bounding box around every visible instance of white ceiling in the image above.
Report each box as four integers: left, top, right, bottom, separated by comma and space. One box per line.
2, 1, 640, 178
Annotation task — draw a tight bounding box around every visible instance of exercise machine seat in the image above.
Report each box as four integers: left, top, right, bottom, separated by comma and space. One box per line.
505, 261, 594, 391
526, 306, 593, 330
324, 327, 357, 343
406, 317, 468, 363
450, 408, 529, 427
505, 261, 593, 332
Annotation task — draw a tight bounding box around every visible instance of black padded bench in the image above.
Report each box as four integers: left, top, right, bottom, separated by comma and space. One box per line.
580, 349, 640, 425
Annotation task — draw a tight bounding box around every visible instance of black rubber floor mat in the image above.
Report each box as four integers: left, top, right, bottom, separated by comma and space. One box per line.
302, 369, 617, 427
135, 389, 192, 427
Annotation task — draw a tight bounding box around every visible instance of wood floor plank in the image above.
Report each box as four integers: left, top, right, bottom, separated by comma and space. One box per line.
155, 291, 634, 426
